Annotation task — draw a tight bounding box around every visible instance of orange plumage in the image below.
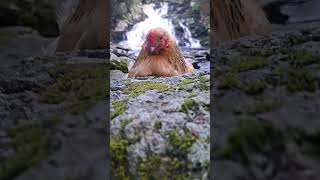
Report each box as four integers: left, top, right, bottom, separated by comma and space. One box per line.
128, 27, 194, 77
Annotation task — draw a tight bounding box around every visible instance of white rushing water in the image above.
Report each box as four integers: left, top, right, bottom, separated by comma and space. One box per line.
119, 2, 201, 51
179, 22, 201, 48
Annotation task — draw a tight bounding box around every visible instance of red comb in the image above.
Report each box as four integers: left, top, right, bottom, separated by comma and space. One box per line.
148, 31, 155, 46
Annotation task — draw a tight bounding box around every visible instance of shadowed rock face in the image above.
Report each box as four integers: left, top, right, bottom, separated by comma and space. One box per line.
0, 0, 59, 37
212, 0, 271, 44
56, 0, 109, 52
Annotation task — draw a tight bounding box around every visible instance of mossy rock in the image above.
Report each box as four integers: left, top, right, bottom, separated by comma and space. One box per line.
110, 58, 129, 73
110, 123, 197, 179
137, 155, 189, 180
245, 100, 282, 114
287, 35, 306, 46
41, 63, 108, 114
228, 55, 267, 73
177, 75, 209, 91
217, 72, 238, 89
286, 70, 317, 93
124, 81, 170, 97
198, 75, 210, 91
239, 79, 266, 95
178, 98, 200, 117
167, 130, 197, 157
215, 117, 285, 164
130, 129, 197, 179
154, 121, 162, 130
269, 67, 318, 92
0, 123, 50, 180
110, 136, 129, 179
287, 50, 317, 67
177, 77, 194, 90
111, 100, 128, 119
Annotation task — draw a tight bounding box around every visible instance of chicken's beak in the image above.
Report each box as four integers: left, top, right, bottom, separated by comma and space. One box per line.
150, 46, 155, 52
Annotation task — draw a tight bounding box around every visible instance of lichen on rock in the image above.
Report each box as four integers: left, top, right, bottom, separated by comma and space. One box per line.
110, 53, 210, 178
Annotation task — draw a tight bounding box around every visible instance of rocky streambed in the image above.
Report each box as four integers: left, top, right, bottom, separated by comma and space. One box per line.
110, 47, 210, 179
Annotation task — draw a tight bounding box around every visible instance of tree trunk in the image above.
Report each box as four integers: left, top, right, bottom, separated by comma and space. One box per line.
211, 0, 271, 44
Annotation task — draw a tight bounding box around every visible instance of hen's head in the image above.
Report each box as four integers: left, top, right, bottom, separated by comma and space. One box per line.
143, 27, 170, 55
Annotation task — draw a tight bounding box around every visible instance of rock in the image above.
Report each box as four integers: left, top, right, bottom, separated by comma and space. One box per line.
188, 140, 210, 168
212, 161, 250, 180
110, 56, 130, 73
212, 23, 320, 180
0, 0, 59, 37
110, 49, 210, 178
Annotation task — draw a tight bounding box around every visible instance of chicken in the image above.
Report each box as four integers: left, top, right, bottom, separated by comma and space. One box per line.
212, 0, 271, 44
55, 0, 108, 52
128, 27, 194, 77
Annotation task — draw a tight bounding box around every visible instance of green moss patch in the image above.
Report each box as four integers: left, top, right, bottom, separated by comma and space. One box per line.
124, 81, 170, 97
218, 71, 266, 95
229, 55, 267, 73
0, 116, 63, 180
246, 100, 282, 114
287, 50, 317, 67
110, 137, 129, 179
111, 100, 128, 119
134, 129, 196, 179
111, 127, 197, 179
41, 63, 108, 114
178, 98, 201, 117
286, 70, 317, 93
0, 124, 50, 180
270, 67, 318, 92
198, 75, 210, 91
110, 58, 128, 73
239, 79, 266, 95
177, 75, 209, 91
217, 72, 238, 89
110, 117, 133, 179
177, 77, 194, 90
216, 54, 267, 91
137, 155, 188, 180
287, 35, 306, 46
154, 121, 162, 130
168, 130, 196, 156
215, 117, 284, 164
269, 66, 287, 85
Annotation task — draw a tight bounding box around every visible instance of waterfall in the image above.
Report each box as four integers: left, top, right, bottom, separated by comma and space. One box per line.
119, 2, 201, 52
179, 22, 201, 48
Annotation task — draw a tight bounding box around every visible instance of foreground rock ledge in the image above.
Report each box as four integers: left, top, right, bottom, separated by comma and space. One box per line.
110, 69, 210, 179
